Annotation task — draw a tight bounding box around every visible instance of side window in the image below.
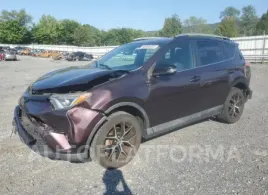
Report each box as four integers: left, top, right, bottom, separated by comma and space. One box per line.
224, 42, 236, 59
196, 40, 224, 66
144, 47, 159, 62
155, 41, 193, 72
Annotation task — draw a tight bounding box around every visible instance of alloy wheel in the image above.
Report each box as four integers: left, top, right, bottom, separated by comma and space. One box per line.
103, 122, 137, 162
228, 93, 243, 118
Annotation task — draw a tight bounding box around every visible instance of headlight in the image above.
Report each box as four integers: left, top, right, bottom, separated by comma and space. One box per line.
50, 92, 92, 110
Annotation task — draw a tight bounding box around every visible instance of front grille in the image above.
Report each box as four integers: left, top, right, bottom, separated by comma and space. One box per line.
20, 110, 40, 140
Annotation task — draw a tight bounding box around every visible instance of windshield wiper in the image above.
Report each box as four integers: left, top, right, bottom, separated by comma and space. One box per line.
98, 63, 112, 70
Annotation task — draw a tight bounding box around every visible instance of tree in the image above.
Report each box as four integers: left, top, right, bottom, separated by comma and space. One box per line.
240, 5, 258, 36
102, 28, 143, 45
0, 9, 32, 26
220, 6, 240, 20
32, 15, 64, 44
159, 14, 182, 37
73, 24, 102, 46
0, 20, 29, 43
255, 10, 268, 35
59, 19, 80, 44
215, 17, 238, 37
143, 31, 159, 37
0, 9, 32, 43
183, 16, 213, 34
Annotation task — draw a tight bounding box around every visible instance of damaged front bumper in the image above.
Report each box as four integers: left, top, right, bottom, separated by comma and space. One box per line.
13, 97, 105, 162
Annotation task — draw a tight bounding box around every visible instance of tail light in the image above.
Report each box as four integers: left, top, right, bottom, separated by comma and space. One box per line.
245, 60, 251, 67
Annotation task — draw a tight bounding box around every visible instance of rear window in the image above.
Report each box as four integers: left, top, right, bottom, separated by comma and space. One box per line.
6, 50, 15, 55
224, 42, 236, 59
196, 40, 224, 66
238, 49, 244, 60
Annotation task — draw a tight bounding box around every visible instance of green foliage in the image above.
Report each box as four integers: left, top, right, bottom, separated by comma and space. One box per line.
240, 5, 258, 36
59, 19, 80, 44
159, 14, 182, 37
32, 15, 64, 44
215, 17, 238, 37
255, 10, 268, 35
73, 24, 102, 46
143, 31, 159, 37
102, 28, 143, 45
183, 16, 213, 34
0, 20, 30, 43
0, 9, 32, 26
220, 6, 240, 19
0, 9, 32, 43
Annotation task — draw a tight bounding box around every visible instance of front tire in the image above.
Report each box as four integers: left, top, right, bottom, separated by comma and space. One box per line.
90, 111, 142, 169
218, 87, 245, 124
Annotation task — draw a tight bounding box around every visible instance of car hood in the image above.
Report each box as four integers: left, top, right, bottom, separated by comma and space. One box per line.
30, 66, 124, 94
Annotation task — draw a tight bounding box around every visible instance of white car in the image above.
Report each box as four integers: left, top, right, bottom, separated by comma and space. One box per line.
4, 50, 17, 61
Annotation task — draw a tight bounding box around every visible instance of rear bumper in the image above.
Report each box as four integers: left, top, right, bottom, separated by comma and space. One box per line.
5, 55, 16, 60
13, 105, 95, 162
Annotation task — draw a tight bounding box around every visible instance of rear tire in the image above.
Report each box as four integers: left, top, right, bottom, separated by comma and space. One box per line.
90, 111, 142, 169
217, 87, 245, 124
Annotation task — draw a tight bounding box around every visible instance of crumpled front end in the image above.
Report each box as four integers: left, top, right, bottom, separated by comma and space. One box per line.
13, 93, 105, 161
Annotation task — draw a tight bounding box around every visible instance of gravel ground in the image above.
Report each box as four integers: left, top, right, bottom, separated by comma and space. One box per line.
0, 56, 267, 195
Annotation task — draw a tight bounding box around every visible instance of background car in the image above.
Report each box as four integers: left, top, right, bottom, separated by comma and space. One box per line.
4, 50, 17, 61
0, 50, 4, 60
66, 51, 93, 61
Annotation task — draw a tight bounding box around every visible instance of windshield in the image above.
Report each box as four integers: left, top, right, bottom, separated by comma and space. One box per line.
93, 42, 162, 71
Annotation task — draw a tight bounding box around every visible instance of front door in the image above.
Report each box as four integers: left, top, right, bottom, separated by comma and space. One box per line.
144, 39, 203, 127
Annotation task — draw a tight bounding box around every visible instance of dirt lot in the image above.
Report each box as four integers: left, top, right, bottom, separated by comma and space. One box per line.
0, 56, 267, 195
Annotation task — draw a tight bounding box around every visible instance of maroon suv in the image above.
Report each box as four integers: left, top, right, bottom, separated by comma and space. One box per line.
13, 34, 252, 168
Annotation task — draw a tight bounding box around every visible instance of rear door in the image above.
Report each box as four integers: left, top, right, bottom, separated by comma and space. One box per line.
192, 38, 229, 110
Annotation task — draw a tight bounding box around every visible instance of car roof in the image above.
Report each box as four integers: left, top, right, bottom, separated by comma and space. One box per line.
130, 34, 235, 46
130, 37, 173, 45
176, 33, 237, 45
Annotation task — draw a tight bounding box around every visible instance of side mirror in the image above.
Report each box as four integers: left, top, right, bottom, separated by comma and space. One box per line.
152, 65, 177, 77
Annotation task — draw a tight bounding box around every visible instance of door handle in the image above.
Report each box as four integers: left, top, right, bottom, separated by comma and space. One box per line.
190, 76, 201, 82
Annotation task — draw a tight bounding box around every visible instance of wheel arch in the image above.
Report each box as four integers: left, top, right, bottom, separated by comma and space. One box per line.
230, 77, 249, 91
104, 102, 150, 130
230, 77, 251, 99
84, 102, 150, 154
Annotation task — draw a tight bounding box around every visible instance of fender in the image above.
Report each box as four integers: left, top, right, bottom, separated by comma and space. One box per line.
83, 102, 150, 157
229, 76, 249, 90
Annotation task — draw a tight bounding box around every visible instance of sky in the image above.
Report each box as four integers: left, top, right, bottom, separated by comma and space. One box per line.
0, 0, 267, 31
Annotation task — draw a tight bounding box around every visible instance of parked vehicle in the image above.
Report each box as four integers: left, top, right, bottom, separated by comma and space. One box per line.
0, 50, 4, 60
4, 50, 17, 61
13, 34, 252, 168
0, 46, 10, 50
52, 53, 64, 60
13, 47, 26, 54
19, 48, 31, 55
66, 52, 93, 61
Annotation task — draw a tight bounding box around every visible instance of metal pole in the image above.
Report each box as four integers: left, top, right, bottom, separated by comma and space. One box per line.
262, 31, 266, 64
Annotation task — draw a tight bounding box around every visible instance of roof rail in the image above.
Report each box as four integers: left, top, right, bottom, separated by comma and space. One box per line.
133, 37, 168, 41
175, 33, 231, 41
